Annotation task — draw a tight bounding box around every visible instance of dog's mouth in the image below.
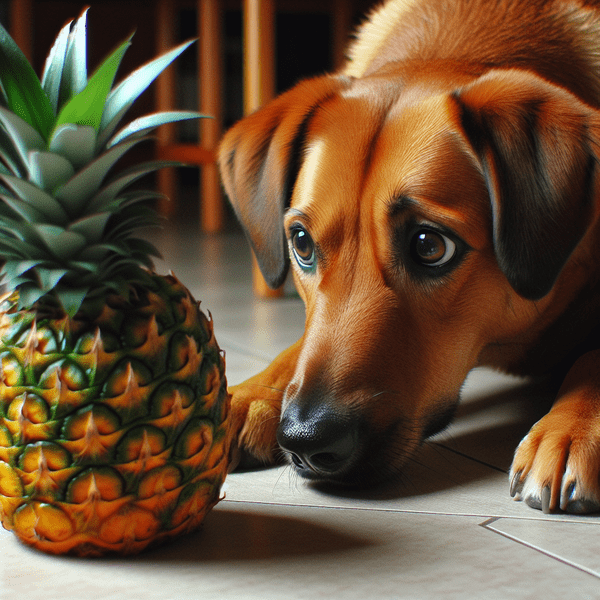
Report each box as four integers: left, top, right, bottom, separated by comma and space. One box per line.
278, 396, 459, 488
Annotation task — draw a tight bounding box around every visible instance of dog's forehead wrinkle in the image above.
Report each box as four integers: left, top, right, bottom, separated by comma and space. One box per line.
311, 80, 400, 161
386, 194, 418, 217
292, 83, 445, 220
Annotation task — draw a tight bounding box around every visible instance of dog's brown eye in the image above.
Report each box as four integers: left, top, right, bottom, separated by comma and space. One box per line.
291, 226, 316, 271
411, 230, 456, 267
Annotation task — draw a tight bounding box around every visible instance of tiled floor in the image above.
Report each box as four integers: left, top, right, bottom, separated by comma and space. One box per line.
2, 222, 600, 599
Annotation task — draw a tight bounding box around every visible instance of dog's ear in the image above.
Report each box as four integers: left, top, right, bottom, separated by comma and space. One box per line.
454, 69, 599, 300
218, 75, 348, 288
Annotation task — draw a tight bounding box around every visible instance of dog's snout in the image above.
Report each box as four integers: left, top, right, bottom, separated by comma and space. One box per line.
277, 401, 359, 478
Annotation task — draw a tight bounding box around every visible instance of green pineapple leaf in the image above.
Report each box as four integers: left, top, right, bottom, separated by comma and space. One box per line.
37, 268, 68, 292
1, 261, 39, 290
0, 194, 47, 225
0, 215, 45, 246
97, 39, 196, 147
0, 234, 46, 259
67, 213, 111, 244
106, 207, 162, 238
41, 17, 72, 114
54, 287, 89, 318
68, 260, 100, 273
28, 151, 75, 192
0, 24, 55, 140
33, 224, 87, 260
0, 125, 26, 176
49, 124, 96, 169
117, 190, 168, 211
109, 111, 206, 147
55, 138, 142, 217
87, 161, 177, 213
0, 10, 202, 318
58, 9, 88, 108
0, 175, 70, 224
77, 244, 118, 263
102, 255, 153, 277
125, 237, 162, 260
16, 284, 47, 309
0, 107, 46, 171
54, 35, 132, 132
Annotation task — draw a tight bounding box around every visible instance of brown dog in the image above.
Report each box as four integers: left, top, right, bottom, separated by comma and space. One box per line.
218, 0, 600, 514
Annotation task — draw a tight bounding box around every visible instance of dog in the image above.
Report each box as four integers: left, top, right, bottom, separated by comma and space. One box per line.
218, 0, 600, 514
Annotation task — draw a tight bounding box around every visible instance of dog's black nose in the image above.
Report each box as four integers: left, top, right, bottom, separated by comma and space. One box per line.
277, 401, 358, 478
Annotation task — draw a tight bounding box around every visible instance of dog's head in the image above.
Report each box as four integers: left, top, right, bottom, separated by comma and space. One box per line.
219, 67, 600, 485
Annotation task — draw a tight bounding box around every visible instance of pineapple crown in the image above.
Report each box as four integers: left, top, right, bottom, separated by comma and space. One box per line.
0, 9, 203, 317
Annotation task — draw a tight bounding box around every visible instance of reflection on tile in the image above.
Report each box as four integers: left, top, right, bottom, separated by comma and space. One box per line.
484, 517, 600, 577
2, 505, 598, 600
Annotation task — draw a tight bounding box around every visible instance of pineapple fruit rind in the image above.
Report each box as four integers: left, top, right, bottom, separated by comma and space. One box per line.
0, 11, 232, 556
0, 274, 230, 556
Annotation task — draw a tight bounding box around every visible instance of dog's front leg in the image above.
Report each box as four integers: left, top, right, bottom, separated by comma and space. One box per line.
510, 349, 600, 514
227, 340, 302, 470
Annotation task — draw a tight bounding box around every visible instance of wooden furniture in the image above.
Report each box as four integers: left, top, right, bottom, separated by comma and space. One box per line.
155, 0, 281, 295
240, 0, 352, 297
243, 0, 280, 297
9, 0, 356, 297
155, 0, 224, 233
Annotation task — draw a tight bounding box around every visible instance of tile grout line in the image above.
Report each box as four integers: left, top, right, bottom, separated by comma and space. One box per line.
480, 518, 600, 580
221, 497, 500, 518
220, 498, 557, 520
221, 496, 598, 525
432, 442, 507, 473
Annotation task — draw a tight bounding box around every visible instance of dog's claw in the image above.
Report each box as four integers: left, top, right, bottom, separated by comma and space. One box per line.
510, 419, 600, 515
509, 470, 523, 497
541, 486, 551, 514
560, 480, 600, 514
520, 483, 554, 513
516, 471, 600, 514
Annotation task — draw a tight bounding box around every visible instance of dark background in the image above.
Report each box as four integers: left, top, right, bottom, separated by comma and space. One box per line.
0, 0, 378, 224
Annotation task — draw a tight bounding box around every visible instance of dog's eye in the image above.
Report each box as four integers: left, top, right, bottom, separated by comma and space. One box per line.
291, 226, 316, 271
411, 229, 457, 267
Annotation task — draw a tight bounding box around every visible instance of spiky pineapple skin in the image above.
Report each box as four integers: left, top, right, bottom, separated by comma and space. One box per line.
0, 272, 231, 556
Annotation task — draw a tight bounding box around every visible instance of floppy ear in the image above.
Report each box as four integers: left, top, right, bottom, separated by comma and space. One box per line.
454, 69, 599, 300
218, 75, 349, 288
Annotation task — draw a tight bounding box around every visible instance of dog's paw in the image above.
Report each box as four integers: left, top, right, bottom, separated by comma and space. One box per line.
227, 382, 284, 472
509, 411, 600, 514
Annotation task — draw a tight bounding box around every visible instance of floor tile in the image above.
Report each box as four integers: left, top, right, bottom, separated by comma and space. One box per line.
223, 447, 580, 521
2, 504, 597, 600
220, 347, 270, 388
432, 368, 557, 473
484, 517, 600, 577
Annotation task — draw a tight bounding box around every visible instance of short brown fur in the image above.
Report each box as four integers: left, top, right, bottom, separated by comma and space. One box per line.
219, 0, 600, 513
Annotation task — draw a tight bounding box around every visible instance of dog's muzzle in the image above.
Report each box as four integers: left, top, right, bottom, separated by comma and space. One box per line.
276, 399, 363, 482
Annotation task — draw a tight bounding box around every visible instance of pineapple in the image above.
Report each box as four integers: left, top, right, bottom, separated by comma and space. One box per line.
0, 11, 231, 556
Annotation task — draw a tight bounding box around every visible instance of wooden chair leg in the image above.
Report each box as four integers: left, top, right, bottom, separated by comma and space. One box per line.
9, 0, 33, 61
199, 0, 224, 233
243, 0, 283, 298
155, 0, 177, 217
